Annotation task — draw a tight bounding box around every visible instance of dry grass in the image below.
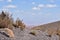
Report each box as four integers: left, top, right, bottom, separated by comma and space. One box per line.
13, 18, 26, 30
29, 30, 36, 36
46, 28, 57, 35
0, 11, 13, 30
57, 28, 60, 36
0, 11, 26, 30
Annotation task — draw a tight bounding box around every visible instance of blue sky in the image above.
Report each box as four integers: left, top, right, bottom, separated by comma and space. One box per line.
0, 0, 60, 26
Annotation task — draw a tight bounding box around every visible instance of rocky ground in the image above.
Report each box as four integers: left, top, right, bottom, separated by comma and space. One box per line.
0, 27, 60, 40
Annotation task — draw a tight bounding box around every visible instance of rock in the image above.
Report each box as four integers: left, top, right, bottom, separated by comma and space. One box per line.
0, 27, 60, 40
0, 28, 14, 38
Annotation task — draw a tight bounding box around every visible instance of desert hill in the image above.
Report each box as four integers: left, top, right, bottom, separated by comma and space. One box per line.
0, 11, 60, 40
31, 21, 60, 36
31, 21, 60, 30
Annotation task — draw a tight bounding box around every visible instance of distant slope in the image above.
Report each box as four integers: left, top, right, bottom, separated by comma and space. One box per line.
31, 21, 60, 31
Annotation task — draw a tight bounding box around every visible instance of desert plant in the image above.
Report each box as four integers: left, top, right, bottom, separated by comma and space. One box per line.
14, 18, 26, 30
0, 11, 26, 30
0, 11, 14, 30
29, 30, 36, 36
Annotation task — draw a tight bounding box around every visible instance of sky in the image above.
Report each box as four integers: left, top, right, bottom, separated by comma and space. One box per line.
0, 0, 60, 26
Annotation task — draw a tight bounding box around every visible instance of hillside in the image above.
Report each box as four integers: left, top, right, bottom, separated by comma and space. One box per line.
31, 21, 60, 36
31, 21, 60, 31
0, 11, 60, 40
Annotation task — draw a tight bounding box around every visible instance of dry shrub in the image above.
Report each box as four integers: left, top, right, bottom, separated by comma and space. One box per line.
45, 28, 57, 37
57, 28, 60, 36
29, 30, 36, 36
29, 32, 36, 36
0, 11, 13, 30
0, 11, 26, 30
13, 18, 26, 30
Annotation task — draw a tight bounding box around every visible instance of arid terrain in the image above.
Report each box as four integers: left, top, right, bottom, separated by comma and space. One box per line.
0, 11, 60, 40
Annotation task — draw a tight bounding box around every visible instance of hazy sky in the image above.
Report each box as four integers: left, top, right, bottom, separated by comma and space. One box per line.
0, 0, 60, 26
